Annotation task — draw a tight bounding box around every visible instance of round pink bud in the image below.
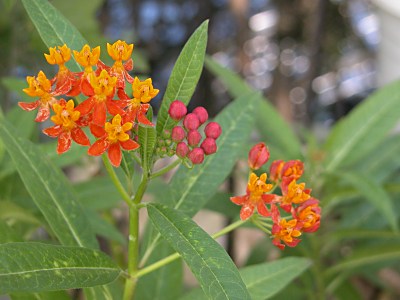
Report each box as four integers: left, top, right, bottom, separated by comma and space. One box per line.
188, 147, 205, 165
248, 142, 270, 170
193, 106, 208, 125
187, 130, 202, 147
204, 122, 222, 139
176, 142, 189, 158
201, 138, 217, 155
168, 100, 187, 121
171, 126, 185, 142
183, 113, 200, 131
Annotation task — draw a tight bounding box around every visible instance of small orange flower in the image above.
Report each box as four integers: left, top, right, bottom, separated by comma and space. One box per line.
248, 142, 270, 170
73, 44, 101, 70
42, 99, 90, 154
76, 69, 124, 126
18, 71, 57, 122
281, 180, 311, 212
88, 114, 139, 167
44, 44, 77, 95
269, 160, 284, 182
104, 40, 135, 89
281, 160, 304, 181
230, 173, 276, 220
132, 77, 159, 103
272, 218, 302, 250
295, 199, 321, 233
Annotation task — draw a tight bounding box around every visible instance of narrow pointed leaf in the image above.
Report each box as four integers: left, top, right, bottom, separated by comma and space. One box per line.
0, 119, 98, 248
139, 107, 156, 173
21, 0, 87, 72
323, 80, 400, 171
205, 56, 302, 159
340, 172, 398, 231
180, 257, 312, 300
147, 203, 251, 300
156, 20, 208, 135
0, 243, 120, 293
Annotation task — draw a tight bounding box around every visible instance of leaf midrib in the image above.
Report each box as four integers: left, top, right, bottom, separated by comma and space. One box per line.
0, 266, 118, 277
0, 124, 85, 247
151, 206, 232, 300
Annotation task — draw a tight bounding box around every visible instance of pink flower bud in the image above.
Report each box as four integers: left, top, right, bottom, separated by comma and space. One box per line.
201, 138, 217, 155
168, 100, 187, 121
171, 126, 185, 142
248, 142, 270, 170
183, 113, 200, 131
204, 122, 222, 139
187, 130, 202, 147
176, 142, 189, 158
193, 106, 208, 125
188, 147, 205, 164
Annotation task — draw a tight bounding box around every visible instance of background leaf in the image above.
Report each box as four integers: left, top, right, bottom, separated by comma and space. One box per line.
180, 257, 312, 300
0, 242, 120, 293
138, 107, 156, 174
147, 203, 251, 300
339, 172, 398, 231
205, 56, 302, 159
0, 119, 98, 248
323, 80, 400, 171
156, 20, 208, 135
21, 0, 87, 72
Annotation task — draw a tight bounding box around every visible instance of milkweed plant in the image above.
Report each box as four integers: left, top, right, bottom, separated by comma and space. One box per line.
6, 0, 400, 299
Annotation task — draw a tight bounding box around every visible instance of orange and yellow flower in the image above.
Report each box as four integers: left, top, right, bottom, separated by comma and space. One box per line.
281, 180, 311, 212
294, 198, 321, 233
272, 218, 302, 250
88, 114, 139, 167
42, 99, 90, 154
230, 173, 276, 220
18, 71, 58, 122
76, 69, 124, 126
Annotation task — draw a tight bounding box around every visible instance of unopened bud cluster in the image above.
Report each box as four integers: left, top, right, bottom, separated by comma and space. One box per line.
156, 100, 222, 165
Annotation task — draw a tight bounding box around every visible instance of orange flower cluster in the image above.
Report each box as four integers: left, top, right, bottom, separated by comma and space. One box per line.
19, 41, 159, 167
230, 143, 321, 250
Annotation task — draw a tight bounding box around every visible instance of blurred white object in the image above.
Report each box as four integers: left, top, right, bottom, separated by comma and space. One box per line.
372, 0, 400, 86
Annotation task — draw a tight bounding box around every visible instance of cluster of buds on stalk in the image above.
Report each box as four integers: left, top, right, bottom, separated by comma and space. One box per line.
230, 143, 321, 250
155, 100, 222, 166
18, 41, 159, 167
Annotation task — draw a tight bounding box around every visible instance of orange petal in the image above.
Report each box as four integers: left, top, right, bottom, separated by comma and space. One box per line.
57, 132, 72, 154
120, 139, 139, 151
240, 203, 255, 221
88, 138, 109, 156
71, 127, 90, 146
124, 58, 133, 71
107, 100, 125, 116
230, 195, 247, 205
18, 101, 39, 111
257, 202, 270, 217
89, 123, 106, 138
81, 77, 94, 96
76, 97, 95, 115
137, 111, 154, 126
43, 125, 62, 137
92, 102, 107, 126
35, 105, 50, 122
108, 143, 122, 167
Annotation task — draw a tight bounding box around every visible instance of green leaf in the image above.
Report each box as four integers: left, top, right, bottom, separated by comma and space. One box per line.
10, 290, 71, 300
156, 20, 208, 135
0, 221, 23, 243
167, 92, 258, 216
0, 201, 41, 226
74, 177, 121, 210
0, 119, 98, 248
323, 80, 400, 171
0, 242, 120, 293
21, 0, 87, 72
325, 245, 400, 276
139, 106, 156, 173
204, 56, 302, 159
180, 257, 311, 300
147, 203, 251, 300
340, 172, 398, 231
240, 257, 312, 300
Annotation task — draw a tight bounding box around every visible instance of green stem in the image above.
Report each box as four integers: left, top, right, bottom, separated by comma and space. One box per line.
149, 158, 181, 179
123, 204, 140, 300
135, 219, 246, 279
133, 173, 149, 204
102, 154, 132, 206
